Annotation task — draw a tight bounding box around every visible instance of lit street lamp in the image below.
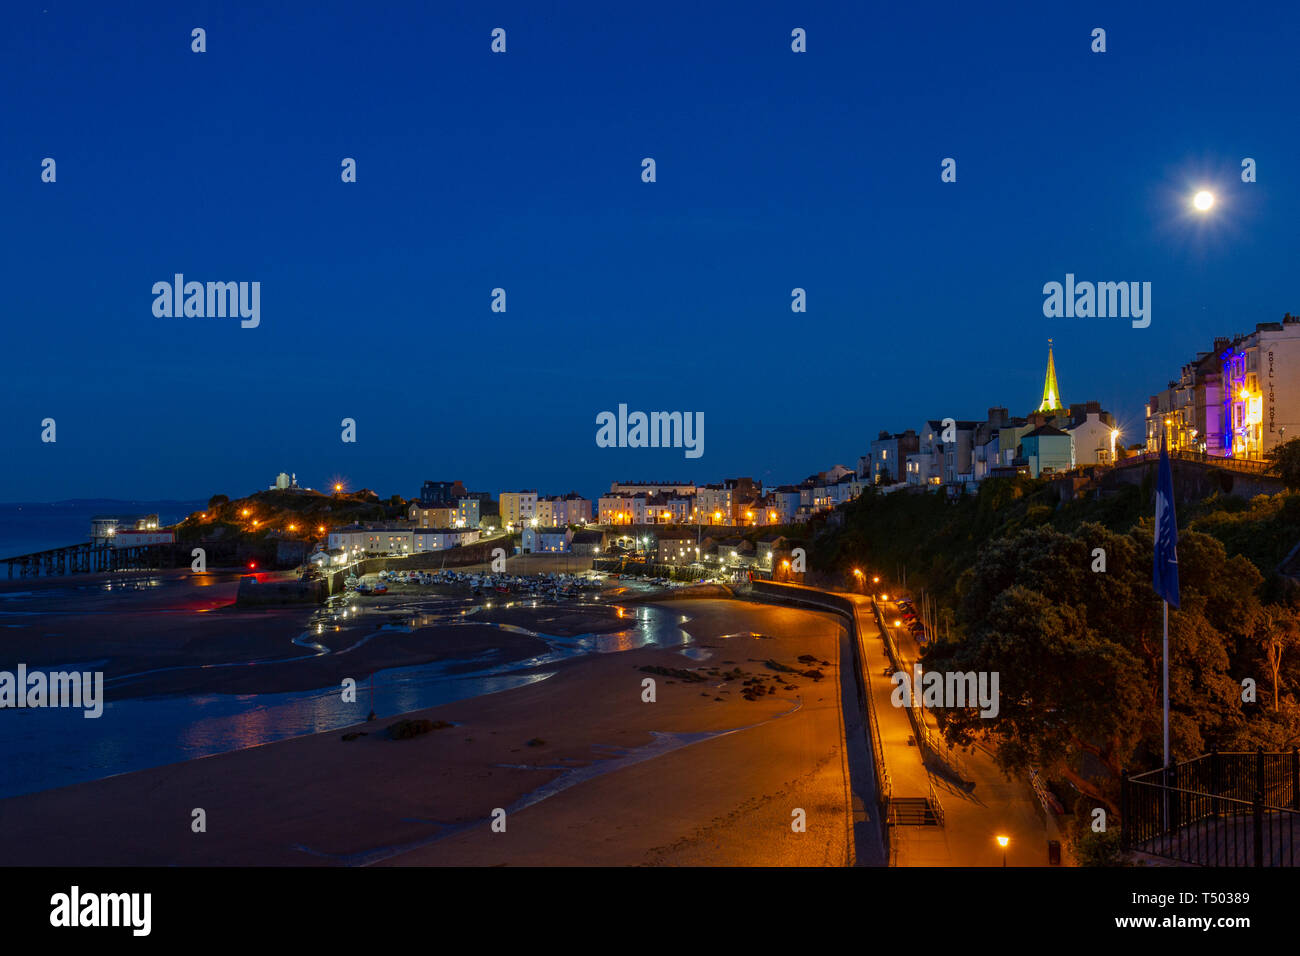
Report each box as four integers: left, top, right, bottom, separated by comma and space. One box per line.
996, 834, 1009, 867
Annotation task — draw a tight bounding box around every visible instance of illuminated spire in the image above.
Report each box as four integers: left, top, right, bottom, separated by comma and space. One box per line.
1038, 339, 1064, 412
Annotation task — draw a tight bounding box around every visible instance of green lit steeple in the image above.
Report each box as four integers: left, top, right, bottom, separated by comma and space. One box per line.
1038, 339, 1064, 412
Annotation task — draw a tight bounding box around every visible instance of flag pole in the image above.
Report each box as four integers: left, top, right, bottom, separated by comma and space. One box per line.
1163, 599, 1169, 769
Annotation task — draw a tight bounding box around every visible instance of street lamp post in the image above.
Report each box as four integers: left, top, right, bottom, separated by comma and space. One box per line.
996, 834, 1009, 867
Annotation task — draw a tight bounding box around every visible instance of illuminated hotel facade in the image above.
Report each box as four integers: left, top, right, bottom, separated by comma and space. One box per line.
1146, 314, 1300, 460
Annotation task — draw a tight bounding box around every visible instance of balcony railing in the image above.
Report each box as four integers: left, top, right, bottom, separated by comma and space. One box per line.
1122, 750, 1300, 866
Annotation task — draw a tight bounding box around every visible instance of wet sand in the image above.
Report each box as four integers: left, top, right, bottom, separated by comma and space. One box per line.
0, 599, 865, 866
0, 570, 633, 699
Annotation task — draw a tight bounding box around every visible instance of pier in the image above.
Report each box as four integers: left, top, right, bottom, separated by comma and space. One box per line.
2, 541, 176, 579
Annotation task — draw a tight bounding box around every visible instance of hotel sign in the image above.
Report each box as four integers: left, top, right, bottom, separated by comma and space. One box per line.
1268, 349, 1275, 434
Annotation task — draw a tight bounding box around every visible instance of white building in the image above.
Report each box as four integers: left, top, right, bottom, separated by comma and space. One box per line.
109, 529, 174, 548
522, 526, 573, 553
769, 487, 801, 523
609, 480, 696, 496
696, 484, 733, 524
328, 525, 415, 555
414, 528, 480, 552
90, 513, 160, 544
1067, 411, 1117, 466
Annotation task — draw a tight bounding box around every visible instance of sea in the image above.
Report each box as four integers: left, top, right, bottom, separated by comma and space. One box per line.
0, 586, 695, 799
0, 500, 206, 560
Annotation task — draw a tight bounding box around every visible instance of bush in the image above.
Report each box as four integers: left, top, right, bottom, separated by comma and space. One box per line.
1070, 829, 1127, 866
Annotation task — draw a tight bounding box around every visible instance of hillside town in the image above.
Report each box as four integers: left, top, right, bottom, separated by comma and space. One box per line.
57, 315, 1300, 586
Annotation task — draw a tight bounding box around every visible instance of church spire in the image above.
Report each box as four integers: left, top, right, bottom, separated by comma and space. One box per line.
1038, 339, 1064, 412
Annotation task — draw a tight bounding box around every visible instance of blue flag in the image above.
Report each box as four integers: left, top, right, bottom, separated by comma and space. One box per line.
1153, 433, 1180, 608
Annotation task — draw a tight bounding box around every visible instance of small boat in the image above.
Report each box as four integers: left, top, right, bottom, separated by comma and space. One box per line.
372, 583, 388, 594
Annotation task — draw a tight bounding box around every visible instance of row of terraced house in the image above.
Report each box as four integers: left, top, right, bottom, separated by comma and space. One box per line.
859, 344, 1120, 493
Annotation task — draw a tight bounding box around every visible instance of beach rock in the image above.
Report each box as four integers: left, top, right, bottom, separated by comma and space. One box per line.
763, 659, 799, 673
640, 664, 706, 682
385, 718, 452, 740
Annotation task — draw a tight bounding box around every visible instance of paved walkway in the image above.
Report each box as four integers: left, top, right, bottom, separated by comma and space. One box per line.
869, 595, 1068, 866
749, 580, 1067, 866
843, 596, 934, 807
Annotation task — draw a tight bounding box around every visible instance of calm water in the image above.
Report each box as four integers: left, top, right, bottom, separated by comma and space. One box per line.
0, 598, 694, 800
0, 500, 205, 559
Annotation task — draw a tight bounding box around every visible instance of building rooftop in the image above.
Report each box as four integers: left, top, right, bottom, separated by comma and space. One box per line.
1024, 424, 1070, 438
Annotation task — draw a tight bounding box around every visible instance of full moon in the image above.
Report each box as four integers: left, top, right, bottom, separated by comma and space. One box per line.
1193, 190, 1215, 211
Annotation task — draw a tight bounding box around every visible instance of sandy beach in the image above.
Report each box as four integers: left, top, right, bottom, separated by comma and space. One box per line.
0, 595, 874, 866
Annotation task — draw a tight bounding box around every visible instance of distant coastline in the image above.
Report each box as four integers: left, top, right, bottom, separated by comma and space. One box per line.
0, 499, 205, 560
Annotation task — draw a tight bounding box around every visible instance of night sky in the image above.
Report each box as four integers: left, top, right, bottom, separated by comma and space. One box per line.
3, 1, 1297, 503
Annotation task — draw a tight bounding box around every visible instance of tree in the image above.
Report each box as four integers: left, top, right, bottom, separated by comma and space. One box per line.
1266, 437, 1300, 490
208, 494, 229, 510
1257, 607, 1300, 712
930, 521, 1258, 814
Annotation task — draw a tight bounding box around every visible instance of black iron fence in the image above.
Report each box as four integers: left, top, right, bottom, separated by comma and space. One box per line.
1122, 750, 1300, 866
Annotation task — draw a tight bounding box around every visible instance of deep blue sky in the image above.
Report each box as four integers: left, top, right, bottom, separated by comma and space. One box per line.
2, 1, 1297, 503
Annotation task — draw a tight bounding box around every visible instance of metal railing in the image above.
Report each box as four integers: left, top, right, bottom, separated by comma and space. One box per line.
928, 778, 946, 827
1116, 449, 1274, 475
872, 600, 968, 782
856, 611, 892, 810
1122, 750, 1300, 866
749, 580, 894, 852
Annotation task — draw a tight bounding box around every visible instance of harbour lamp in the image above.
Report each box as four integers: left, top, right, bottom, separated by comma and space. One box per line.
996, 834, 1010, 867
